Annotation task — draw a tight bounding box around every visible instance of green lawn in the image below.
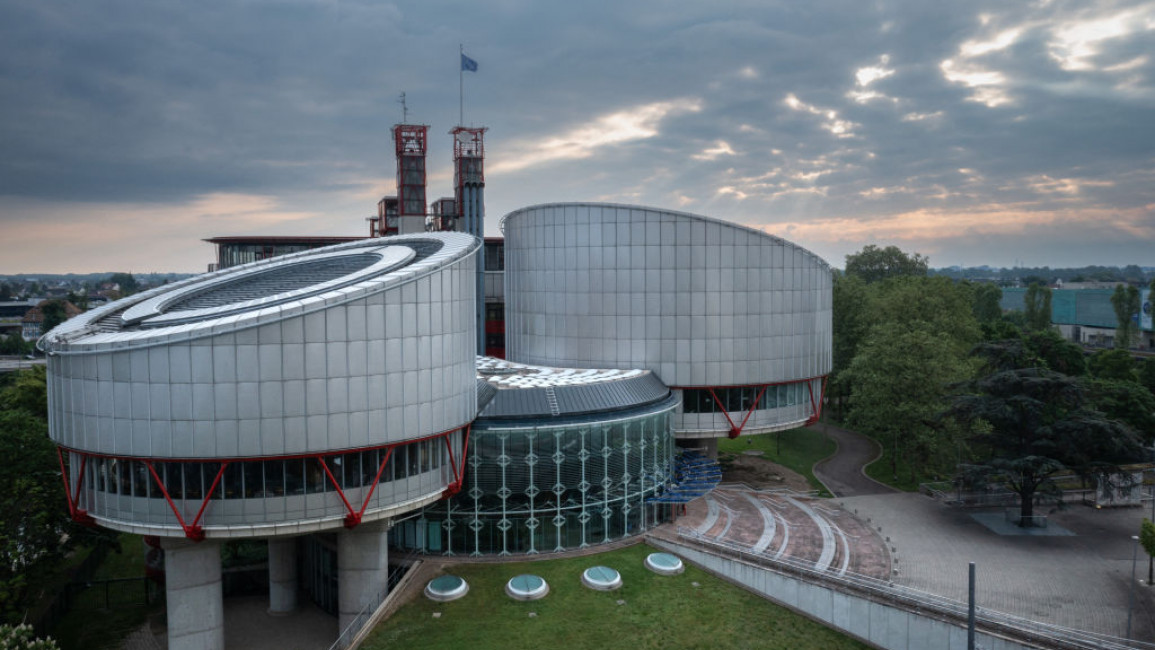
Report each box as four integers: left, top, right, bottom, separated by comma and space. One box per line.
366, 543, 868, 650
50, 534, 160, 650
717, 427, 835, 495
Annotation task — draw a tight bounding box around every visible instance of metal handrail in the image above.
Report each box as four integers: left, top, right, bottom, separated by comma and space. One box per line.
667, 528, 1154, 650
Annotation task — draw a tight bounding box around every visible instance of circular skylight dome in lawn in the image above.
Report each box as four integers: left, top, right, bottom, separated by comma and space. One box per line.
645, 552, 684, 576
581, 566, 623, 591
505, 574, 549, 601
425, 575, 469, 602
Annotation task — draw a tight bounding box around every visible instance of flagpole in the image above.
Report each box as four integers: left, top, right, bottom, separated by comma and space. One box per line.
459, 44, 464, 125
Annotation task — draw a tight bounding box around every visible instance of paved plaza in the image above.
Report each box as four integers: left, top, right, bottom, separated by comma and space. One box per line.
842, 491, 1155, 643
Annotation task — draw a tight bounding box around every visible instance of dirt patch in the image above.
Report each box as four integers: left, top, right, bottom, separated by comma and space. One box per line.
718, 453, 813, 492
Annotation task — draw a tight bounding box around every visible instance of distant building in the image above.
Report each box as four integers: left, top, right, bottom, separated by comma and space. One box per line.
22, 300, 82, 341
203, 235, 365, 272
1001, 287, 1155, 349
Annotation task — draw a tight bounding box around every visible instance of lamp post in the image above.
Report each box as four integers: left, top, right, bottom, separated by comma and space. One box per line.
1129, 534, 1140, 641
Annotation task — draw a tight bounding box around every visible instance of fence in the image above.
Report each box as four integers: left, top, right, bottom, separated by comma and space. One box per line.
30, 544, 110, 635
656, 529, 1153, 650
34, 576, 160, 637
328, 551, 420, 650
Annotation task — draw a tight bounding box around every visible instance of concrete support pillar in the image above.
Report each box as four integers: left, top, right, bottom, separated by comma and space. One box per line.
161, 538, 224, 650
267, 537, 298, 616
701, 438, 719, 460
337, 520, 390, 633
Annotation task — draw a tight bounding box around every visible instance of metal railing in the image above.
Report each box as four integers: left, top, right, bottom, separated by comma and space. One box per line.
328, 551, 419, 650
667, 527, 1154, 650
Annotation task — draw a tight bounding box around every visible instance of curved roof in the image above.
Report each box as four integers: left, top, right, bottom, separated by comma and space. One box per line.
475, 356, 671, 420
500, 201, 830, 271
40, 233, 477, 352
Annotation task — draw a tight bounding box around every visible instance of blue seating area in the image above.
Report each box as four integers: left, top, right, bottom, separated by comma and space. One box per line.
647, 451, 721, 504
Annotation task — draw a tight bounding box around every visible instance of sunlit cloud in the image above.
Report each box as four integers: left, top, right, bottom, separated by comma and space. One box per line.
959, 28, 1024, 58
940, 59, 1013, 107
784, 93, 859, 137
716, 186, 748, 200
1048, 7, 1155, 71
489, 98, 703, 174
692, 140, 737, 161
854, 55, 895, 87
1023, 174, 1115, 195
761, 203, 1155, 245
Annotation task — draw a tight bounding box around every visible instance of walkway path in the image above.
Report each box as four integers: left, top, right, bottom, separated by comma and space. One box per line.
811, 422, 897, 498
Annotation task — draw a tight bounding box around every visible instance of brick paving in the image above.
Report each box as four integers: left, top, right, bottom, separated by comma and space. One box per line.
677, 487, 891, 579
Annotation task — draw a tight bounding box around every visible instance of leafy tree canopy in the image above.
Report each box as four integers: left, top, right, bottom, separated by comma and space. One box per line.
106, 272, 138, 296
1023, 282, 1053, 332
970, 282, 1003, 325
38, 300, 68, 335
867, 275, 981, 353
844, 245, 928, 284
1088, 348, 1138, 383
1111, 283, 1141, 349
950, 366, 1143, 526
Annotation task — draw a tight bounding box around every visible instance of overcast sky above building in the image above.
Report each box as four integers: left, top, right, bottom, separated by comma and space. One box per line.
1, 0, 1153, 273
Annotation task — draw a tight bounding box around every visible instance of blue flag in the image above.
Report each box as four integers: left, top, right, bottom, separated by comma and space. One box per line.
461, 53, 478, 72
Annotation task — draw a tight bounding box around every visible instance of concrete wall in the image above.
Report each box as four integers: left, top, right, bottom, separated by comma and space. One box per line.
649, 538, 1044, 650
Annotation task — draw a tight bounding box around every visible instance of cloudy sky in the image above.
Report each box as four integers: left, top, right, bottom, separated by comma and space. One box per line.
1, 0, 1153, 273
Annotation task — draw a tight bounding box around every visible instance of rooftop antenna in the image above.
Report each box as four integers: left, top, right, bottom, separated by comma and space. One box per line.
398, 92, 408, 123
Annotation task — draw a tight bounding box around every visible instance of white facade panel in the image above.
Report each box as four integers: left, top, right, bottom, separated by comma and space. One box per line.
503, 203, 832, 438
42, 233, 481, 537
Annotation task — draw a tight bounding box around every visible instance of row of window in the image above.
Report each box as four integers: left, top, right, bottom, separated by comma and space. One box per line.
80, 437, 452, 501
681, 383, 806, 414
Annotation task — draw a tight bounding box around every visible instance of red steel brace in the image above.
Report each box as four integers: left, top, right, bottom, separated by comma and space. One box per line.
60, 424, 473, 537
144, 461, 229, 541
805, 377, 828, 426
706, 384, 771, 439
55, 448, 95, 526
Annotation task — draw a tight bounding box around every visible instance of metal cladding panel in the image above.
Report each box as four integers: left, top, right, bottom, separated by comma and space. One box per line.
501, 203, 832, 388
43, 234, 481, 459
476, 371, 669, 419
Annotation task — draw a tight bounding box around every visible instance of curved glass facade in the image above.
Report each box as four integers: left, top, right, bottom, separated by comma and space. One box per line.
394, 395, 678, 555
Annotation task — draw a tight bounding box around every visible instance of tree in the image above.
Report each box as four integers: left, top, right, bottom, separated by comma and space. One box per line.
1023, 282, 1052, 332
846, 323, 974, 482
0, 365, 47, 418
107, 272, 138, 296
1089, 348, 1138, 383
0, 408, 73, 624
829, 271, 870, 419
949, 366, 1143, 526
971, 283, 1003, 325
1111, 284, 1141, 349
1142, 519, 1155, 585
844, 245, 928, 284
1024, 329, 1086, 376
1081, 377, 1155, 437
38, 300, 68, 335
0, 335, 30, 356
867, 276, 981, 353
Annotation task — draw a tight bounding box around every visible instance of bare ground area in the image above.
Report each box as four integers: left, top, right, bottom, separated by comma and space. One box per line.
718, 452, 813, 492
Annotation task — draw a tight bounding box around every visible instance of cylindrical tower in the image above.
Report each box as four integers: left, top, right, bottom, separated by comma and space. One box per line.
41, 233, 480, 540
502, 203, 832, 440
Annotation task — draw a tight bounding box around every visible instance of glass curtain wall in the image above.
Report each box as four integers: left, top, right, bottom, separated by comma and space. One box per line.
395, 401, 676, 556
